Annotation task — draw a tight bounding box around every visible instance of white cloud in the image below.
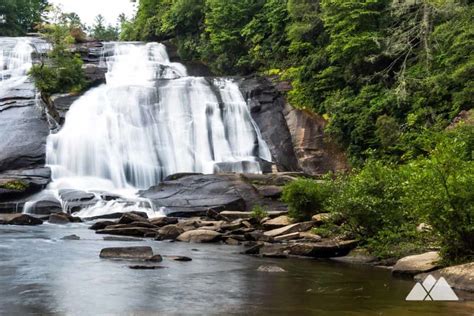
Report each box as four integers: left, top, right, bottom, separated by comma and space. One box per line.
50, 0, 137, 26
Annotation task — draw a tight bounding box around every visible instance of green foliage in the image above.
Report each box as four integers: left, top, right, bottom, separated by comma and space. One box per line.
404, 125, 474, 263
326, 160, 410, 239
0, 180, 28, 191
250, 205, 269, 221
281, 178, 332, 221
29, 22, 86, 96
0, 0, 49, 36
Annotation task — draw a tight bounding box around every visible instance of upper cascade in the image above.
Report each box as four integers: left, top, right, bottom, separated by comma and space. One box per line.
46, 42, 271, 192
0, 37, 49, 97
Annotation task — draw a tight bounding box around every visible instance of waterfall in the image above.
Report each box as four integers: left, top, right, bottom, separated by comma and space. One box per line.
0, 37, 48, 96
44, 42, 271, 217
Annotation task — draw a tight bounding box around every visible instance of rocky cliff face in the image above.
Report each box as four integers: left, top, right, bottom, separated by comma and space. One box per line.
239, 76, 349, 175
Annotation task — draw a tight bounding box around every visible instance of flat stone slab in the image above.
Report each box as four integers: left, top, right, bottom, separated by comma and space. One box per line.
415, 262, 474, 293
99, 246, 153, 260
263, 215, 292, 229
177, 229, 222, 243
220, 210, 287, 220
392, 252, 441, 276
264, 221, 314, 237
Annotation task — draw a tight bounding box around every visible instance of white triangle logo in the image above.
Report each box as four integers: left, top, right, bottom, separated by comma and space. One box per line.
406, 275, 459, 301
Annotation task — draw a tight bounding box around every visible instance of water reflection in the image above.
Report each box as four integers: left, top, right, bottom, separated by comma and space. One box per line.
0, 225, 472, 315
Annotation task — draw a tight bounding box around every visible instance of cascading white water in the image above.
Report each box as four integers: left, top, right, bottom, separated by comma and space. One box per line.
0, 37, 46, 96
45, 42, 271, 217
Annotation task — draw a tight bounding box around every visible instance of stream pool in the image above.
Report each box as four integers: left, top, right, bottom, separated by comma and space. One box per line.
0, 224, 472, 315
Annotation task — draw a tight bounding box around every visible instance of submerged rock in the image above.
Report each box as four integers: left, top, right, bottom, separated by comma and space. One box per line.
103, 236, 144, 242
129, 265, 166, 270
61, 234, 81, 240
177, 229, 222, 243
96, 227, 159, 238
99, 246, 154, 260
257, 265, 286, 273
392, 252, 441, 277
166, 256, 192, 262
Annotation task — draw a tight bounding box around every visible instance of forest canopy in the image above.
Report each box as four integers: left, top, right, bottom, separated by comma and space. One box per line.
0, 0, 49, 36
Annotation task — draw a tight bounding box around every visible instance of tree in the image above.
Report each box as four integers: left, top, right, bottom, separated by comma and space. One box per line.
90, 14, 119, 41
0, 0, 49, 36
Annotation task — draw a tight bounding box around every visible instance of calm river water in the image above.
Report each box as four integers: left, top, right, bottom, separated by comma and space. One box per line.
0, 224, 472, 315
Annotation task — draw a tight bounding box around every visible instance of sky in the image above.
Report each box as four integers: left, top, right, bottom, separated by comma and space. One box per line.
50, 0, 137, 26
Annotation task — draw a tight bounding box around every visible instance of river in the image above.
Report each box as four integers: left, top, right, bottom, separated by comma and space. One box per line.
0, 224, 472, 315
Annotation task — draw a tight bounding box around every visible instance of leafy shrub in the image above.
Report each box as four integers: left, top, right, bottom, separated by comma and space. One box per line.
325, 161, 411, 240
404, 125, 474, 264
29, 23, 86, 97
250, 205, 269, 221
281, 178, 332, 221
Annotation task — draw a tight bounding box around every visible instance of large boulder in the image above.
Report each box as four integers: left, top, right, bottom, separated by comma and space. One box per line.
392, 252, 441, 277
99, 246, 154, 260
177, 229, 222, 243
139, 173, 288, 216
414, 262, 474, 292
0, 213, 43, 225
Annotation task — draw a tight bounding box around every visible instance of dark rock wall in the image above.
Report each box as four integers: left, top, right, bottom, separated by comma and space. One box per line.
239, 76, 300, 172
239, 76, 349, 175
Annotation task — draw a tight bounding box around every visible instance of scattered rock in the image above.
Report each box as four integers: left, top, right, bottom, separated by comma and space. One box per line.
330, 249, 377, 265
117, 212, 149, 225
96, 227, 159, 238
245, 230, 273, 242
61, 234, 80, 240
264, 221, 314, 238
90, 221, 116, 230
415, 262, 474, 292
242, 242, 264, 255
256, 185, 283, 198
260, 240, 357, 258
274, 232, 301, 242
257, 265, 286, 273
103, 236, 144, 242
49, 213, 80, 224
311, 213, 332, 225
99, 246, 154, 260
157, 224, 185, 240
416, 223, 432, 232
225, 238, 240, 245
148, 255, 163, 262
166, 256, 192, 262
392, 252, 441, 277
150, 217, 178, 227
0, 213, 43, 226
129, 265, 166, 270
299, 231, 322, 242
177, 230, 222, 243
262, 215, 292, 229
